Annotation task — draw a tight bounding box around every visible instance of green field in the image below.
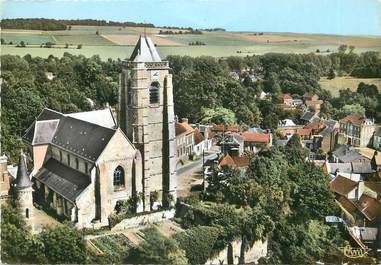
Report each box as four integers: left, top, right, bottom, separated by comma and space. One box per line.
319, 76, 381, 97
2, 26, 381, 59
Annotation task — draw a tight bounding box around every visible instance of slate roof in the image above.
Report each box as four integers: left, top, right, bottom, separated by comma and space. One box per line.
51, 116, 115, 161
351, 161, 373, 174
330, 175, 358, 196
326, 162, 352, 174
130, 36, 161, 62
301, 111, 316, 122
66, 108, 116, 129
32, 120, 60, 145
14, 152, 32, 189
23, 108, 64, 143
35, 158, 90, 202
333, 145, 363, 163
349, 227, 378, 241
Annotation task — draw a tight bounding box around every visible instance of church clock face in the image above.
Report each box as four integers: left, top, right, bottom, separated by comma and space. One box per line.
151, 70, 160, 80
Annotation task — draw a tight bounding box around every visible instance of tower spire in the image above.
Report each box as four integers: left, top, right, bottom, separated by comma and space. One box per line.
14, 150, 32, 189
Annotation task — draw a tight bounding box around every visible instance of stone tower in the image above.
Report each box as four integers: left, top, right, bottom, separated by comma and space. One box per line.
119, 36, 177, 211
14, 151, 34, 228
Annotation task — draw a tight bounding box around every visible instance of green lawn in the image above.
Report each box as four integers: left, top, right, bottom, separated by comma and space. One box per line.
1, 32, 55, 45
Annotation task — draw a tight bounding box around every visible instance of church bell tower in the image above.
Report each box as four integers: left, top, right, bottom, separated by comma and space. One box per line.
119, 36, 176, 211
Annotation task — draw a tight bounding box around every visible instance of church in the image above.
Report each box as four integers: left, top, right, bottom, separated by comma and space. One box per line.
22, 36, 177, 229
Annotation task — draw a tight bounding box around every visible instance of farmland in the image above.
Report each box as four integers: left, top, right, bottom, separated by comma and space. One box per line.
319, 76, 381, 97
1, 25, 381, 59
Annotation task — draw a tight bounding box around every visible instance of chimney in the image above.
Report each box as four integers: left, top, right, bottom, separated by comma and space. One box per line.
181, 118, 188, 124
357, 181, 365, 200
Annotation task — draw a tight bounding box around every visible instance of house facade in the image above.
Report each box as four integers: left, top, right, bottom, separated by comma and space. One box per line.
338, 114, 376, 147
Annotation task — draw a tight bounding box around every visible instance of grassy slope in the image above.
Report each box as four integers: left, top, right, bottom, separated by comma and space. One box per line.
319, 76, 381, 97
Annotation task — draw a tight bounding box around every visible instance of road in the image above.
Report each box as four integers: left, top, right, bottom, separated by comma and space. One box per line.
176, 152, 218, 177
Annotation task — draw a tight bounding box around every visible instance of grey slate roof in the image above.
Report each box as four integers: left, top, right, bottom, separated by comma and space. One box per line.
23, 108, 64, 143
32, 120, 60, 145
333, 145, 363, 163
301, 111, 316, 122
130, 36, 161, 62
14, 152, 32, 189
326, 162, 352, 174
51, 116, 115, 161
351, 161, 373, 174
35, 158, 90, 202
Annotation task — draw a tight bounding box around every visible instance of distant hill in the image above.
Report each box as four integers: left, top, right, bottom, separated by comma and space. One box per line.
0, 18, 155, 31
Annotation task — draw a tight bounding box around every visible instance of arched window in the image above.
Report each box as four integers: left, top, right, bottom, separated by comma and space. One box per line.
113, 166, 125, 189
149, 81, 160, 104
25, 208, 29, 219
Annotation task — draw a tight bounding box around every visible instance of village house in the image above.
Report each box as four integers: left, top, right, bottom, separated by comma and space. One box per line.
239, 131, 272, 153
218, 153, 250, 171
330, 175, 381, 225
175, 118, 195, 160
338, 114, 376, 147
303, 93, 323, 112
300, 111, 319, 124
191, 124, 213, 152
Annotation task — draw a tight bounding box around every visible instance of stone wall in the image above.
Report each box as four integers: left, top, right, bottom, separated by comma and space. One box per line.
206, 238, 268, 265
111, 209, 175, 231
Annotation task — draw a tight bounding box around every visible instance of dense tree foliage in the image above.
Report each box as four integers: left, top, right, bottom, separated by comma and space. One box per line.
1, 18, 154, 31
1, 54, 120, 163
195, 138, 344, 263
1, 202, 90, 264
127, 226, 188, 265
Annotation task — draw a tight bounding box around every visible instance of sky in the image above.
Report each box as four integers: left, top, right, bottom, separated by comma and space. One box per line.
1, 0, 381, 36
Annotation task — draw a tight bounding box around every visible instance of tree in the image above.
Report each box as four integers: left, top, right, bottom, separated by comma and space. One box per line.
127, 226, 188, 265
327, 68, 335, 79
20, 41, 26, 47
357, 82, 378, 97
77, 44, 82, 49
200, 107, 237, 125
65, 43, 69, 48
339, 103, 365, 118
349, 45, 355, 53
39, 225, 88, 264
338, 44, 348, 54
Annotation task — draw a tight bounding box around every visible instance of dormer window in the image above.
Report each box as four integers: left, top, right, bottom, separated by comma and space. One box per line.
149, 81, 160, 104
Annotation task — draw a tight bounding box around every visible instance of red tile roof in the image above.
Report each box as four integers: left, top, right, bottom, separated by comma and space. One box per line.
357, 194, 381, 221
340, 114, 367, 126
219, 154, 250, 168
194, 128, 204, 145
211, 125, 240, 133
176, 121, 194, 136
240, 132, 270, 143
278, 93, 293, 100
337, 195, 358, 215
364, 181, 381, 193
304, 121, 326, 131
296, 128, 312, 136
330, 175, 358, 196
